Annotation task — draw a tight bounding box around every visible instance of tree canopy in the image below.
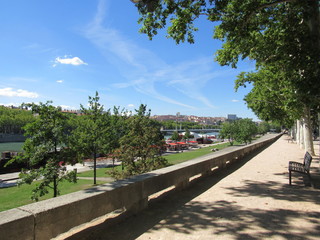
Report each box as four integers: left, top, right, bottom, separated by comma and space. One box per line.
17, 102, 77, 201
111, 104, 167, 179
134, 0, 320, 153
0, 106, 35, 134
135, 0, 320, 116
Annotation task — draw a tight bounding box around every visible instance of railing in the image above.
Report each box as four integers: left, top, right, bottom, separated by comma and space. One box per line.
0, 134, 282, 240
161, 128, 220, 133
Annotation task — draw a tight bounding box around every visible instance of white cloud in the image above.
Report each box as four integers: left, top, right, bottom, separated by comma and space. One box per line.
56, 80, 64, 83
231, 99, 240, 102
84, 1, 220, 110
0, 88, 39, 98
54, 56, 87, 66
59, 105, 77, 110
127, 104, 135, 108
0, 102, 21, 107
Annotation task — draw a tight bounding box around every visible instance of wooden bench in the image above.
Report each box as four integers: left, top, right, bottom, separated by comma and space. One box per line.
289, 152, 313, 186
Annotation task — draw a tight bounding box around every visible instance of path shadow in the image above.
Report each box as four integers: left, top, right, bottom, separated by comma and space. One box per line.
66, 143, 284, 240
66, 139, 320, 240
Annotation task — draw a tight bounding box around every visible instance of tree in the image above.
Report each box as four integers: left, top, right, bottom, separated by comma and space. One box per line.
183, 128, 194, 140
111, 104, 167, 179
0, 106, 35, 134
16, 102, 77, 201
219, 121, 236, 145
257, 122, 270, 135
233, 118, 258, 145
134, 0, 320, 154
171, 130, 181, 141
220, 118, 257, 145
70, 92, 112, 184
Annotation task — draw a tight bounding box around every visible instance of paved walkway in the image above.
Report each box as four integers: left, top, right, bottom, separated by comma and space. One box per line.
67, 135, 320, 240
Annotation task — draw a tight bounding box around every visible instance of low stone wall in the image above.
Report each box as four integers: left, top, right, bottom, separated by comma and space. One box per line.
0, 134, 281, 240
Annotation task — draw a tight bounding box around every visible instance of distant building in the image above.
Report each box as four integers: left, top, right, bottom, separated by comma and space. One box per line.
151, 114, 226, 125
227, 114, 237, 121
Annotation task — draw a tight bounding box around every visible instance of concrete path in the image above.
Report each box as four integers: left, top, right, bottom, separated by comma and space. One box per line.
67, 135, 320, 240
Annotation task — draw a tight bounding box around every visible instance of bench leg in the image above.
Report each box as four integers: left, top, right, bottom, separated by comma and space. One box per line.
289, 170, 292, 185
307, 174, 313, 187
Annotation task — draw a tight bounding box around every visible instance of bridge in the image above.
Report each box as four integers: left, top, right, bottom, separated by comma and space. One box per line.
161, 129, 220, 134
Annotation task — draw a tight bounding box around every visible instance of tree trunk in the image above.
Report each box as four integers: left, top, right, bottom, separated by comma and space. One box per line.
94, 152, 97, 185
302, 107, 315, 155
53, 175, 58, 197
296, 120, 304, 149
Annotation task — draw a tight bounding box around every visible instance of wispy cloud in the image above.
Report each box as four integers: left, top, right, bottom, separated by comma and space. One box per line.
83, 0, 217, 109
53, 56, 87, 67
231, 99, 240, 102
59, 105, 77, 110
0, 88, 39, 98
56, 80, 64, 83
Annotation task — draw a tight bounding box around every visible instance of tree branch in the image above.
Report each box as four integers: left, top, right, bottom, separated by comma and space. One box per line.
245, 0, 297, 23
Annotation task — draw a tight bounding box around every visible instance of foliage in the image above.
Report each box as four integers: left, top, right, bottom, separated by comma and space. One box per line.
134, 0, 320, 153
219, 121, 236, 145
170, 130, 181, 141
220, 118, 257, 145
257, 122, 270, 135
70, 92, 112, 184
233, 118, 258, 144
110, 104, 167, 179
183, 128, 194, 139
0, 106, 35, 134
15, 102, 77, 201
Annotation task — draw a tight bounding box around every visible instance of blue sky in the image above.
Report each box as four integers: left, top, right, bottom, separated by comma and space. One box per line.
0, 0, 258, 120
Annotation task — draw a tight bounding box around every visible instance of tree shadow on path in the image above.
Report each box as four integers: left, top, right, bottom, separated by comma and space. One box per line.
66, 143, 320, 240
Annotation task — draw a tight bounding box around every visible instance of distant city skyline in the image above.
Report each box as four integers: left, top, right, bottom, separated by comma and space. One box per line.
0, 0, 258, 120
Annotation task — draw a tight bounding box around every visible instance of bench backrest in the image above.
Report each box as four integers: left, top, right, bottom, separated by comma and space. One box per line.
303, 151, 312, 172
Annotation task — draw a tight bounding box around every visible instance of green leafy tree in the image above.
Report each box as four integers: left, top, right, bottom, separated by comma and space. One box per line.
0, 106, 35, 134
134, 0, 320, 154
220, 118, 257, 145
107, 106, 129, 166
70, 92, 112, 184
183, 128, 194, 140
170, 130, 181, 141
112, 104, 167, 179
257, 122, 270, 135
233, 118, 258, 145
16, 102, 77, 201
219, 121, 236, 145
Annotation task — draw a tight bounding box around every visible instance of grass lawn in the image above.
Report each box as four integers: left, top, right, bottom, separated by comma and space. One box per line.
0, 142, 233, 212
0, 179, 106, 212
78, 142, 232, 178
77, 165, 122, 178
165, 142, 230, 165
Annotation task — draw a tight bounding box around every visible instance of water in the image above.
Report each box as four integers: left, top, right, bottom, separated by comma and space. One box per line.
164, 132, 219, 140
0, 142, 24, 153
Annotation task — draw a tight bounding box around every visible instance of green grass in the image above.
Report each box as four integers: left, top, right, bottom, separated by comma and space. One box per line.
0, 179, 106, 212
77, 165, 122, 178
165, 142, 230, 165
0, 142, 233, 212
78, 142, 232, 177
0, 142, 24, 152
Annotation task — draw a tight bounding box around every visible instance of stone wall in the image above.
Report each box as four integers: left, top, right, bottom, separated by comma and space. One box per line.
0, 134, 281, 240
